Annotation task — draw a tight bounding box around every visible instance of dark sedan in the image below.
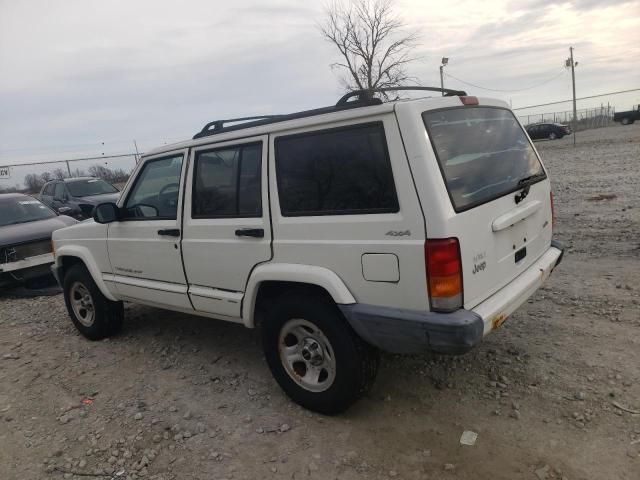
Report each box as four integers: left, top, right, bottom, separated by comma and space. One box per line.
525, 123, 572, 140
0, 193, 77, 287
39, 177, 120, 219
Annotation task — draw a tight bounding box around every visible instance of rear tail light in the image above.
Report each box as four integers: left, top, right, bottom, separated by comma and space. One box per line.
459, 96, 479, 105
425, 238, 463, 312
550, 191, 555, 228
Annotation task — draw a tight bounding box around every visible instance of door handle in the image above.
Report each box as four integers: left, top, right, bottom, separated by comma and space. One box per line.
235, 228, 264, 238
157, 228, 181, 237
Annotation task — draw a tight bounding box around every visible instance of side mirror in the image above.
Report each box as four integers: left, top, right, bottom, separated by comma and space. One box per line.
93, 203, 120, 224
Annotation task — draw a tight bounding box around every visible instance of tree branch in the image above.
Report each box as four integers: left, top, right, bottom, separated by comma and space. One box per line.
321, 0, 419, 94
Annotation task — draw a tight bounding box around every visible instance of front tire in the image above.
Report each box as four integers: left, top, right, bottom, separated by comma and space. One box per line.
63, 264, 123, 340
262, 292, 379, 414
621, 117, 631, 125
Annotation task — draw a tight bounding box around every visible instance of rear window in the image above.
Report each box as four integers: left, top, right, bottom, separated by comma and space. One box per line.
423, 107, 545, 212
67, 179, 118, 197
275, 123, 399, 216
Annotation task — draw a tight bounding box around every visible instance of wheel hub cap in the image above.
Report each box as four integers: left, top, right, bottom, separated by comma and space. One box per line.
278, 319, 336, 393
70, 282, 95, 327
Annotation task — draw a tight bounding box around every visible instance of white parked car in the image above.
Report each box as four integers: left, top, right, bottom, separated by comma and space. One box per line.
52, 87, 564, 413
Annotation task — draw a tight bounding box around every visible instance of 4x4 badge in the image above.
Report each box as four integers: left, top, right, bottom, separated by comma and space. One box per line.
385, 230, 411, 237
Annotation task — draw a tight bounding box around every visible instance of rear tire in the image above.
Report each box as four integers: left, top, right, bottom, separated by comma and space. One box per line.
63, 264, 123, 340
621, 118, 631, 125
548, 132, 558, 140
262, 292, 379, 414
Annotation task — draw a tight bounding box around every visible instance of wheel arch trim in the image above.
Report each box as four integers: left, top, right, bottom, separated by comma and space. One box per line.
242, 263, 356, 328
54, 246, 119, 301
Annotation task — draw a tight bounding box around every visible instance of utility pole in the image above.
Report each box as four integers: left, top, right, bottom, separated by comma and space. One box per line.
440, 57, 449, 95
133, 140, 141, 163
567, 47, 578, 146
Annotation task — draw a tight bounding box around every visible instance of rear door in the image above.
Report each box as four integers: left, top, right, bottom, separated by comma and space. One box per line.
421, 105, 553, 309
181, 136, 271, 320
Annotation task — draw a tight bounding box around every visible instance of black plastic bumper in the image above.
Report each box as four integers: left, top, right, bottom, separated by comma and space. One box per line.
551, 239, 565, 268
339, 304, 484, 355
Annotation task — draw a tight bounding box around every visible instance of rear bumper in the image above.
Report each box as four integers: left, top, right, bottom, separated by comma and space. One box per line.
340, 241, 565, 355
340, 304, 484, 355
473, 241, 563, 335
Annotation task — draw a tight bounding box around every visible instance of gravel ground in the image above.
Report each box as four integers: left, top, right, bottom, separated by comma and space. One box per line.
1, 125, 639, 480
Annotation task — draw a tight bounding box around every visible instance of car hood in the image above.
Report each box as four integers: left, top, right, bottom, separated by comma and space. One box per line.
75, 192, 120, 204
0, 215, 78, 246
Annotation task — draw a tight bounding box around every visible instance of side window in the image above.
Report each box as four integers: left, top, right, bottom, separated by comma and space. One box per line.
54, 183, 65, 199
275, 123, 399, 216
192, 142, 262, 218
124, 155, 183, 219
44, 184, 54, 196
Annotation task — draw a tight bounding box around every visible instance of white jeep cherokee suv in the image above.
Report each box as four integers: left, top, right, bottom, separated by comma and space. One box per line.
52, 87, 564, 413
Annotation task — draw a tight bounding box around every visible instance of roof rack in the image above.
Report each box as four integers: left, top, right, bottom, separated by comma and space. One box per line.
193, 86, 465, 140
336, 86, 466, 105
195, 115, 285, 138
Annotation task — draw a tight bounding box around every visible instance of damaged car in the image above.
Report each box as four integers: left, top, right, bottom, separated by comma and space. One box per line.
0, 193, 77, 288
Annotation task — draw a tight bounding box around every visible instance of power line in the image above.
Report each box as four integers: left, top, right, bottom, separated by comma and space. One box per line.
513, 88, 640, 110
0, 153, 139, 169
443, 68, 567, 93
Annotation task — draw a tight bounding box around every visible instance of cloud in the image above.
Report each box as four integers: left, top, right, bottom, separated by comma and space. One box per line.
1, 0, 639, 164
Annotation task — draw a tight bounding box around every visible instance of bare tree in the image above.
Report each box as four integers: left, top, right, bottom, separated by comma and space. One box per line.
321, 0, 418, 95
52, 168, 68, 180
24, 173, 45, 193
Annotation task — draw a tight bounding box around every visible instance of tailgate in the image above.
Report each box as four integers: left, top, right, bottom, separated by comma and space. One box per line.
422, 106, 553, 309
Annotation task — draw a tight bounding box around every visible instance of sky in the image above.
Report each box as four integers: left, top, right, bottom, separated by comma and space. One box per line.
1, 0, 639, 170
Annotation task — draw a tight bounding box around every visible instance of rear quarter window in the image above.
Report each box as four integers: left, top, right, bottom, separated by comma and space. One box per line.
275, 122, 399, 216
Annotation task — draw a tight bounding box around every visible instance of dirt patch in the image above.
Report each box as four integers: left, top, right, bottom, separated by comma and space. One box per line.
1, 125, 639, 480
586, 193, 617, 201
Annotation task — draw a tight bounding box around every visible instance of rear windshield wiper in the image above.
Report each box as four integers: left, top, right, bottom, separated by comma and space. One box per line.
517, 172, 546, 188
514, 172, 546, 204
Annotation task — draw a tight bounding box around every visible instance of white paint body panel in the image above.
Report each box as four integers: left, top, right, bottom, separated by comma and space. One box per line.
105, 149, 192, 310
267, 113, 428, 313
474, 245, 561, 334
52, 222, 119, 301
181, 136, 272, 318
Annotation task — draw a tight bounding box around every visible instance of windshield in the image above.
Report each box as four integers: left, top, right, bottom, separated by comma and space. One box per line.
67, 179, 118, 197
423, 107, 545, 212
0, 197, 57, 227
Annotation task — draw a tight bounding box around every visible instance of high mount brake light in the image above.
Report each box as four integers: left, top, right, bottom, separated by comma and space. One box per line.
425, 238, 463, 312
459, 96, 479, 106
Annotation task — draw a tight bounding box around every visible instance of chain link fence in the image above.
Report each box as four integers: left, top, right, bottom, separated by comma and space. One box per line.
0, 154, 138, 194
518, 106, 616, 132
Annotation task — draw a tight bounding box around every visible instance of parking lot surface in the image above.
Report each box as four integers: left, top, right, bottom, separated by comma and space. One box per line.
1, 125, 639, 480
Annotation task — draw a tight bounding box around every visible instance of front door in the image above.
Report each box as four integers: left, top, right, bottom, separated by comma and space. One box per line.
181, 136, 272, 319
106, 150, 192, 310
